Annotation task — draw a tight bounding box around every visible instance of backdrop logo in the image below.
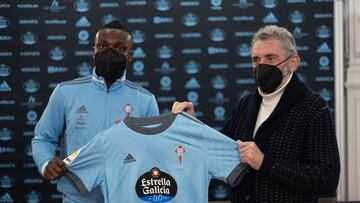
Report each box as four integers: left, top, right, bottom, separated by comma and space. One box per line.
25, 190, 41, 203
180, 32, 202, 38
0, 16, 9, 29
74, 0, 91, 12
19, 19, 39, 25
0, 64, 11, 77
0, 3, 10, 9
214, 106, 225, 121
211, 75, 228, 89
185, 77, 201, 89
156, 45, 174, 59
21, 95, 43, 109
76, 16, 91, 27
0, 147, 15, 153
319, 56, 330, 70
47, 34, 66, 41
261, 0, 278, 8
135, 167, 177, 202
154, 62, 176, 74
0, 81, 11, 92
78, 30, 89, 44
154, 0, 172, 11
319, 88, 332, 102
23, 79, 40, 93
21, 31, 38, 45
182, 48, 202, 54
44, 0, 66, 12
314, 12, 332, 19
48, 66, 68, 73
187, 91, 199, 105
160, 76, 172, 91
132, 30, 146, 44
26, 110, 38, 125
209, 63, 229, 70
263, 12, 278, 23
0, 175, 14, 189
236, 43, 251, 57
0, 35, 12, 41
317, 42, 331, 53
134, 47, 146, 58
289, 10, 305, 24
153, 16, 175, 24
44, 19, 67, 25
132, 61, 145, 76
99, 2, 119, 8
127, 18, 147, 24
101, 14, 118, 25
182, 13, 199, 27
211, 0, 223, 9
233, 16, 255, 22
155, 33, 175, 39
49, 47, 65, 61
183, 60, 201, 74
0, 127, 13, 141
209, 28, 226, 42
208, 47, 228, 55
292, 26, 308, 39
0, 193, 13, 202
233, 0, 254, 8
126, 0, 147, 6
209, 92, 230, 104
77, 62, 92, 76
315, 25, 331, 38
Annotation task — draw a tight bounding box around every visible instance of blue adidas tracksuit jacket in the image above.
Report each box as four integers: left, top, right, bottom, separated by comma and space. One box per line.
32, 70, 159, 203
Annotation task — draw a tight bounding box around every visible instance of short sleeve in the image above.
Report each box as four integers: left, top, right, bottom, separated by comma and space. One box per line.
63, 132, 105, 194
202, 126, 248, 187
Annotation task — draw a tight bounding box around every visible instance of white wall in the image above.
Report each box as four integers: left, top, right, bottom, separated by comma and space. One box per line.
344, 0, 360, 201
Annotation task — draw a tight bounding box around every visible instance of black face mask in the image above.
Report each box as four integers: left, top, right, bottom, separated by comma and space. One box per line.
94, 48, 128, 82
253, 55, 292, 94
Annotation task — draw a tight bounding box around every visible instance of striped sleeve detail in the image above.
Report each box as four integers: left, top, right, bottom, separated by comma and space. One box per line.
59, 76, 92, 86
124, 80, 153, 96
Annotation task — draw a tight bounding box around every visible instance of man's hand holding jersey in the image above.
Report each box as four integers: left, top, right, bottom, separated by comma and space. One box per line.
43, 156, 67, 180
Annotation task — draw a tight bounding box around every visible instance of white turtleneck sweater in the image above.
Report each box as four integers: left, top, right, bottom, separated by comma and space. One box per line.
253, 72, 293, 137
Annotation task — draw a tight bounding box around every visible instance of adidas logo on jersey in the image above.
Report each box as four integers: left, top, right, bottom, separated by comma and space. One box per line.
76, 105, 88, 113
123, 153, 136, 164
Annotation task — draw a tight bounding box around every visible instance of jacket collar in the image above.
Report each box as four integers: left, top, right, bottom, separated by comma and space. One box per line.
91, 68, 126, 91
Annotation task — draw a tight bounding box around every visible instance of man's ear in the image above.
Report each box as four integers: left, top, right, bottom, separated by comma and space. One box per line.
127, 50, 134, 62
289, 54, 300, 72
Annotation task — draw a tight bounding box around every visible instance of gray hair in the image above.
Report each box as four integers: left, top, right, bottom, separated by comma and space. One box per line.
251, 25, 298, 56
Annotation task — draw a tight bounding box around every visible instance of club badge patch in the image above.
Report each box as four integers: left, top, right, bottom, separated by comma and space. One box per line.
124, 103, 133, 117
135, 167, 177, 202
175, 145, 186, 165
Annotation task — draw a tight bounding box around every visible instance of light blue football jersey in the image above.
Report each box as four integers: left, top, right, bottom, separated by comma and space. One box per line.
64, 112, 247, 203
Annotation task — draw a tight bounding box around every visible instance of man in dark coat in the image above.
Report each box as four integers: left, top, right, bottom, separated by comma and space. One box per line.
172, 25, 340, 202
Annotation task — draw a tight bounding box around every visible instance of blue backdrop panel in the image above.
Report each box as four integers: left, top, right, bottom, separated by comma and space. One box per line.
0, 0, 334, 202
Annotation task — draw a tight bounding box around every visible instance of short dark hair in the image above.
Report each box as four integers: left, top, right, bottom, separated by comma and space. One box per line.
100, 20, 132, 38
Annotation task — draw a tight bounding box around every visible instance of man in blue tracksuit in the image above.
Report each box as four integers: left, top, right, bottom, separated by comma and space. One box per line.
31, 20, 159, 203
